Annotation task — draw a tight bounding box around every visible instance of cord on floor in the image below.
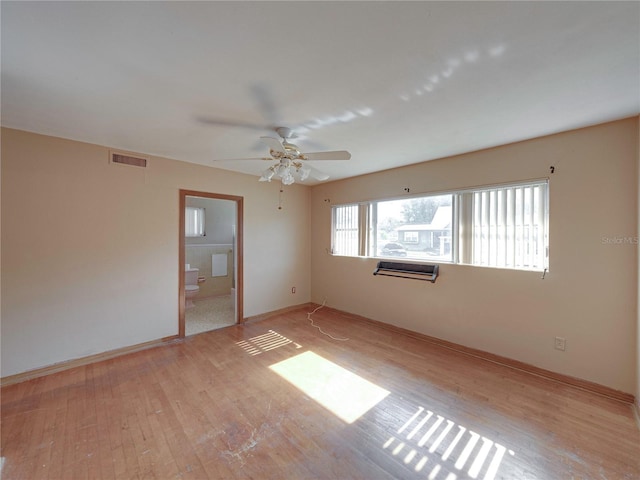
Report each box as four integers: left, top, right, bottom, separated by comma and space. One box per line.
307, 299, 349, 342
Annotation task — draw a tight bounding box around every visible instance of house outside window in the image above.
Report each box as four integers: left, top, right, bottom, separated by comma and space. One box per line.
373, 195, 454, 262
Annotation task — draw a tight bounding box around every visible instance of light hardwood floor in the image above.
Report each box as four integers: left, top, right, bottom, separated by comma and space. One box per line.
1, 306, 639, 479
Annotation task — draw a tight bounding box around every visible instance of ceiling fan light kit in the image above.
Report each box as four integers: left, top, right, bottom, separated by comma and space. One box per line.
217, 126, 350, 186
259, 160, 312, 185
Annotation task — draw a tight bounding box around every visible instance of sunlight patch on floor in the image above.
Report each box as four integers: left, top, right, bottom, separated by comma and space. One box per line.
269, 351, 390, 424
383, 406, 514, 480
236, 330, 301, 355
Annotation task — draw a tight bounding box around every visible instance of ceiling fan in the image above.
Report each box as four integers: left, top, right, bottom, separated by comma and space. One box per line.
218, 127, 351, 185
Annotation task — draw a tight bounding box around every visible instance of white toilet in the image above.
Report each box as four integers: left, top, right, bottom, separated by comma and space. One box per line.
185, 266, 200, 308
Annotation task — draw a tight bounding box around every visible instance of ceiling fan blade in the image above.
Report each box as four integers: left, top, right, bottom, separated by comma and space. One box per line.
212, 157, 272, 162
303, 150, 351, 161
196, 116, 274, 131
260, 136, 285, 154
307, 165, 330, 181
250, 84, 282, 126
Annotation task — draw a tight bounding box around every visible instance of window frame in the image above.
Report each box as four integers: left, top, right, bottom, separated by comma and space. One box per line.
403, 231, 419, 244
330, 179, 549, 272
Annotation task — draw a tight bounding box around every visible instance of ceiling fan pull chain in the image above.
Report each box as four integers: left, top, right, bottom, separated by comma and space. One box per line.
278, 188, 284, 210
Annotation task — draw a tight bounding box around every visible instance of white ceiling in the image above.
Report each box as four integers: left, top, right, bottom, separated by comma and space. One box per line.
2, 1, 639, 184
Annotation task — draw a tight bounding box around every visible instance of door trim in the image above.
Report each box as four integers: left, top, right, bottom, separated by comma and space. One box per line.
179, 189, 244, 337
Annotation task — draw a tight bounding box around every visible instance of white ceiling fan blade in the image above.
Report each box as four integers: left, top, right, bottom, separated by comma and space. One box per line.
196, 116, 271, 130
303, 150, 351, 161
260, 136, 285, 154
307, 165, 330, 181
213, 157, 272, 161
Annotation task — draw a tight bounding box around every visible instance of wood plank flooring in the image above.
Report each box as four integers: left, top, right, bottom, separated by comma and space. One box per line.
2, 306, 639, 479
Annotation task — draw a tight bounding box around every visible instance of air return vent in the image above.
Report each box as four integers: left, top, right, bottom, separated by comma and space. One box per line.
109, 150, 148, 168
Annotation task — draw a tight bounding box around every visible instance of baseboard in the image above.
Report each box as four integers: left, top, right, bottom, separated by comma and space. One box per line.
1, 335, 182, 387
243, 302, 314, 324
4, 305, 635, 408
2, 303, 312, 387
318, 305, 636, 405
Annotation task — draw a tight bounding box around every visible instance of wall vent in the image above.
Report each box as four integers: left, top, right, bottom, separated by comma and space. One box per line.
110, 150, 148, 168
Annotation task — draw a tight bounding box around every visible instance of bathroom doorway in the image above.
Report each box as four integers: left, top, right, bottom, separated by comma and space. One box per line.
179, 190, 243, 337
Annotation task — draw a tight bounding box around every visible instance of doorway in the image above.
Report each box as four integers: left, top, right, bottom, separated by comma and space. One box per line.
179, 190, 243, 337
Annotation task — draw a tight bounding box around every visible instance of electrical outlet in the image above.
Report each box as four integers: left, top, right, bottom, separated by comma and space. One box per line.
554, 336, 566, 351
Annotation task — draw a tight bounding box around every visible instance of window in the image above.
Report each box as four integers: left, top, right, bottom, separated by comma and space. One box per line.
371, 194, 454, 262
332, 204, 360, 256
469, 183, 547, 269
331, 180, 548, 271
185, 207, 205, 237
403, 232, 419, 244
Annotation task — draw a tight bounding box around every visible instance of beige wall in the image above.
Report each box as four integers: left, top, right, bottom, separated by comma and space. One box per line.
311, 117, 638, 394
1, 128, 311, 377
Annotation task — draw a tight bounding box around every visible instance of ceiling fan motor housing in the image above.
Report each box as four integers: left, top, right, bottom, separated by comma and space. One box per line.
275, 126, 295, 139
